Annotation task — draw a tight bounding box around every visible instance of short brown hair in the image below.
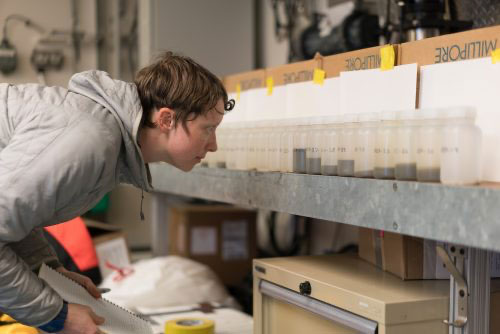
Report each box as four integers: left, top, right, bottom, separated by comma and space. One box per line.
135, 51, 234, 128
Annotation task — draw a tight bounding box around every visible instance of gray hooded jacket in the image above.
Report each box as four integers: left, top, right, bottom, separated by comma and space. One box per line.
0, 70, 152, 327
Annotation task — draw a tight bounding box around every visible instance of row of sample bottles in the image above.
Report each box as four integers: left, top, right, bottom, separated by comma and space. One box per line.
201, 107, 481, 185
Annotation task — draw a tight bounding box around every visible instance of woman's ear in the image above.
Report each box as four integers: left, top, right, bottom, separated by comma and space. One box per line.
156, 107, 176, 131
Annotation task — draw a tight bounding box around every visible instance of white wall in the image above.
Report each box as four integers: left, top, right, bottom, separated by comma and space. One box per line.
139, 0, 255, 77
0, 0, 98, 86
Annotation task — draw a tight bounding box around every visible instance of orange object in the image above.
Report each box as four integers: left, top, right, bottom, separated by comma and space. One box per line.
45, 217, 98, 271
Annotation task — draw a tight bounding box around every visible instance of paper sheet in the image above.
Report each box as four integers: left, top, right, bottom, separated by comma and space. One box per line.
39, 264, 153, 334
314, 77, 341, 117
286, 81, 319, 119
265, 85, 286, 120
339, 63, 418, 115
225, 91, 248, 123
419, 57, 500, 182
246, 87, 267, 121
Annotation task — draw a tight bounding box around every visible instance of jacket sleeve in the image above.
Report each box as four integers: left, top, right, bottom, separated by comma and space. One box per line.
0, 243, 64, 327
8, 227, 62, 271
0, 133, 66, 326
0, 110, 112, 326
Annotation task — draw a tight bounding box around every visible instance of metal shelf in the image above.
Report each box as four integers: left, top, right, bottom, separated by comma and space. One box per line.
150, 163, 500, 252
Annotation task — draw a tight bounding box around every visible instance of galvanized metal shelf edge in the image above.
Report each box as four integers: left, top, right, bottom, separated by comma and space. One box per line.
150, 163, 500, 252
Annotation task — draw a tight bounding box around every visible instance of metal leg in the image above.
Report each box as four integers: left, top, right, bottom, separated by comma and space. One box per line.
151, 192, 169, 256
465, 248, 490, 334
439, 245, 490, 334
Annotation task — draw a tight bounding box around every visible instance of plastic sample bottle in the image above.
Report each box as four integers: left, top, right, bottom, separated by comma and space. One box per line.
321, 115, 340, 176
338, 114, 358, 177
268, 120, 281, 172
415, 109, 443, 182
292, 118, 308, 174
215, 127, 227, 168
236, 123, 249, 171
395, 110, 418, 181
306, 117, 324, 175
354, 113, 378, 178
256, 121, 269, 172
440, 107, 481, 185
280, 119, 294, 173
246, 123, 258, 171
374, 111, 398, 179
225, 124, 237, 170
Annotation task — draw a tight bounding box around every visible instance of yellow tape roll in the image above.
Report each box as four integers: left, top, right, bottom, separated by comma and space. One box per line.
164, 318, 215, 334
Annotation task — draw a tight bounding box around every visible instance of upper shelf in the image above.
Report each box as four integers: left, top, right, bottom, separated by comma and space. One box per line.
150, 164, 500, 252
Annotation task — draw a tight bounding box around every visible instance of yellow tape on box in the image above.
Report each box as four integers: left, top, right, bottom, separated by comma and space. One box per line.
165, 318, 215, 334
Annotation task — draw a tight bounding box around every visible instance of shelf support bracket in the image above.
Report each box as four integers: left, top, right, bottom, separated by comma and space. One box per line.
437, 245, 468, 329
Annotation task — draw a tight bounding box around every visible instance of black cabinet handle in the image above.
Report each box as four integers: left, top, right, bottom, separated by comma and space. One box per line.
299, 281, 311, 295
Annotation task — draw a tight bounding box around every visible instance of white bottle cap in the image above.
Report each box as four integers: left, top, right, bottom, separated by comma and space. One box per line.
341, 113, 359, 123
358, 112, 379, 122
441, 106, 477, 120
397, 110, 418, 121
379, 110, 398, 121
418, 108, 443, 120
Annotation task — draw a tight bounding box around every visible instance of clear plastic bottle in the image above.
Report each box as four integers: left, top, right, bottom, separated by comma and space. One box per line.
235, 123, 248, 171
306, 117, 323, 175
321, 115, 340, 176
293, 118, 308, 174
256, 121, 269, 172
354, 113, 378, 178
225, 125, 237, 170
440, 107, 481, 185
395, 110, 418, 181
215, 127, 227, 168
244, 123, 255, 170
268, 120, 281, 172
338, 114, 358, 177
280, 119, 294, 173
374, 111, 398, 179
416, 109, 443, 182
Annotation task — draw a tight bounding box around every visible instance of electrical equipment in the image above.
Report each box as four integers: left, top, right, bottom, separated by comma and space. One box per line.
0, 14, 45, 76
0, 38, 17, 74
31, 46, 65, 72
300, 9, 380, 59
397, 0, 472, 41
272, 0, 381, 60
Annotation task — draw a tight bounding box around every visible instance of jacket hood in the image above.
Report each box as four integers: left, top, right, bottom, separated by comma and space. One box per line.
68, 70, 152, 191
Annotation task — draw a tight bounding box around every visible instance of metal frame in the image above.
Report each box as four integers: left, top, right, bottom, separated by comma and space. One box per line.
150, 164, 500, 252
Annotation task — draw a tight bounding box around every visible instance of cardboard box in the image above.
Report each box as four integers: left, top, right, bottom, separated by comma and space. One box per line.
224, 69, 266, 93
265, 56, 322, 86
323, 44, 399, 78
359, 227, 500, 280
168, 205, 257, 286
84, 219, 131, 279
399, 24, 500, 66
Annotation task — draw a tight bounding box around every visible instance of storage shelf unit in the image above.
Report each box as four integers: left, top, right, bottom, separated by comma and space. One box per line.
150, 163, 500, 253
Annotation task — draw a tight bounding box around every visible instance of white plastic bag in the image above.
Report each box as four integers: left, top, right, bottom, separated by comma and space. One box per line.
99, 256, 239, 310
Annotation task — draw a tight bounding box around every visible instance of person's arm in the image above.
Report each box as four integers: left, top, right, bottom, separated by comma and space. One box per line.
8, 227, 62, 272
0, 114, 112, 327
0, 243, 63, 326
